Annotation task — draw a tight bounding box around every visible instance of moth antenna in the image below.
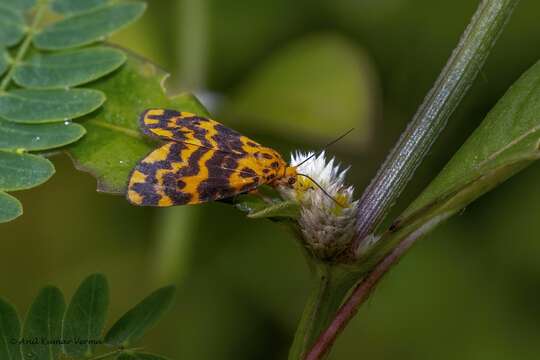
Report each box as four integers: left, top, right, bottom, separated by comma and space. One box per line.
297, 173, 344, 208
296, 128, 354, 168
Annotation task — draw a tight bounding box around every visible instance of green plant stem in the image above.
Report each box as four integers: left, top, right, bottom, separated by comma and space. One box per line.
178, 0, 208, 89
351, 0, 520, 251
0, 1, 47, 92
288, 263, 360, 360
152, 0, 209, 285
303, 1, 520, 359
304, 216, 446, 360
153, 206, 199, 283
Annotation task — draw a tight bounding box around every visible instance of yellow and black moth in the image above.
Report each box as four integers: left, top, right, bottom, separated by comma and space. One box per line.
126, 109, 300, 206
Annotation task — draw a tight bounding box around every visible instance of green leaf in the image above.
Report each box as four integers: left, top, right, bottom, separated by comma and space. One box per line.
0, 89, 105, 123
234, 186, 301, 219
233, 185, 300, 219
0, 0, 36, 12
65, 53, 209, 193
117, 352, 170, 360
0, 192, 22, 223
0, 297, 22, 360
22, 287, 65, 360
104, 286, 175, 347
51, 0, 107, 15
0, 49, 9, 76
62, 274, 108, 358
369, 60, 540, 263
224, 33, 377, 150
0, 151, 54, 191
34, 2, 146, 50
0, 119, 85, 151
0, 7, 25, 47
407, 59, 540, 216
13, 47, 126, 89
246, 200, 300, 219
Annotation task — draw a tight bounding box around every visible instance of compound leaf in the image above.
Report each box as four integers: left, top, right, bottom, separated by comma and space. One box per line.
0, 0, 146, 223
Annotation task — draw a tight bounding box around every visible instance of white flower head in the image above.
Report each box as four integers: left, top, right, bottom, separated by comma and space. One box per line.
278, 151, 359, 261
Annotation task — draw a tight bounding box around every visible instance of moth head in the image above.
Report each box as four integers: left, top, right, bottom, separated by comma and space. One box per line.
284, 166, 298, 187
284, 165, 297, 178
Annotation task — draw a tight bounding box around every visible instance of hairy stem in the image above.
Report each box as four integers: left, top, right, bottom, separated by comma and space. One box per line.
0, 0, 47, 91
352, 0, 520, 249
304, 1, 520, 359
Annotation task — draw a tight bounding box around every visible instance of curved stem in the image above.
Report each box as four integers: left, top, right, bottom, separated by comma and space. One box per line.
305, 231, 417, 360
351, 0, 520, 250
0, 0, 47, 92
306, 214, 450, 360
304, 0, 521, 358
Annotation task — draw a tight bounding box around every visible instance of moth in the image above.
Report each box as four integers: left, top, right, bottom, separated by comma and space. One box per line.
126, 109, 304, 207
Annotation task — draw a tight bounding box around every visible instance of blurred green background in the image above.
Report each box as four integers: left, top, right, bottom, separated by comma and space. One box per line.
3, 0, 540, 359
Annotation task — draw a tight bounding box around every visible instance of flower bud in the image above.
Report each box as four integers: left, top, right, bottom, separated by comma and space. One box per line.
278, 151, 359, 262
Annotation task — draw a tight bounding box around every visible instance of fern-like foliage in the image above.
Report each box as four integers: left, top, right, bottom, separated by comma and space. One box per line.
0, 0, 146, 223
0, 273, 175, 360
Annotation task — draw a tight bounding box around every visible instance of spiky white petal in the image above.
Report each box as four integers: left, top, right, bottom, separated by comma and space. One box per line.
279, 151, 359, 261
